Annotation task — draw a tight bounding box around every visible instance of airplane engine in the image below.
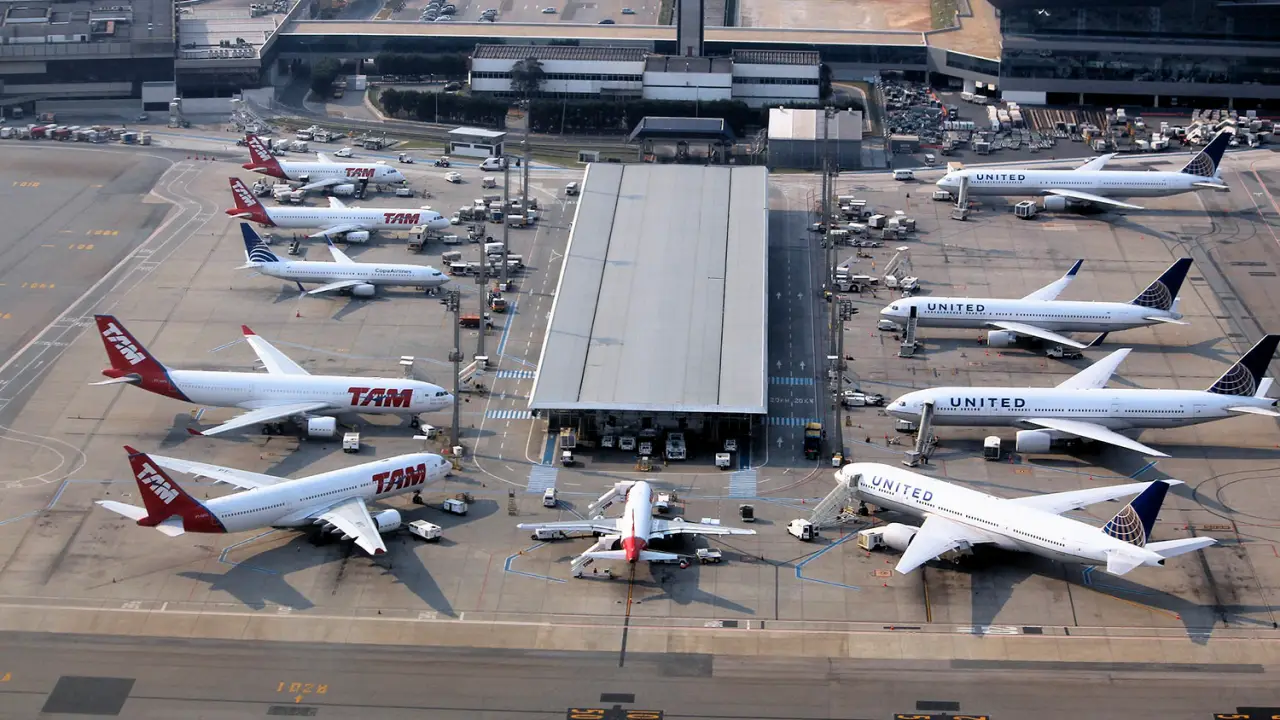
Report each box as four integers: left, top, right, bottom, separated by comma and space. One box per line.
306, 416, 337, 439
331, 183, 356, 196
344, 231, 370, 244
986, 330, 1019, 348
351, 283, 377, 297
1015, 429, 1054, 453
879, 523, 919, 552
1042, 196, 1069, 212
373, 509, 403, 534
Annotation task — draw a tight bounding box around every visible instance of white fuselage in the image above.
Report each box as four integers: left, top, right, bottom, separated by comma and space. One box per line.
617, 481, 654, 561
881, 297, 1174, 333
167, 369, 453, 415
204, 453, 450, 533
841, 462, 1154, 567
260, 205, 450, 233
257, 160, 406, 186
258, 258, 449, 289
938, 169, 1215, 199
888, 387, 1274, 430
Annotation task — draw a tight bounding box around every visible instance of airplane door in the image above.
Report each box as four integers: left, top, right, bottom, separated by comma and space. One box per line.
1110, 400, 1123, 422
1193, 403, 1207, 419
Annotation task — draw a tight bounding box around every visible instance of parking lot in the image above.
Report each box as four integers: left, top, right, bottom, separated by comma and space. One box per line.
398, 0, 658, 26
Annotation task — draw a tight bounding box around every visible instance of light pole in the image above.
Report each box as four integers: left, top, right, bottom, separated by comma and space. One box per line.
501, 150, 511, 287
445, 290, 462, 447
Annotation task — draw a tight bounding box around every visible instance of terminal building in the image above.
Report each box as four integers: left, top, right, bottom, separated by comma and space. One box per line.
767, 107, 862, 171
529, 163, 768, 443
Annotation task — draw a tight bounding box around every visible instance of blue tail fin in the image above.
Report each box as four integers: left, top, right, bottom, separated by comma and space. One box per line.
1180, 130, 1232, 177
1207, 334, 1280, 396
1130, 258, 1193, 311
1103, 480, 1171, 547
240, 223, 280, 264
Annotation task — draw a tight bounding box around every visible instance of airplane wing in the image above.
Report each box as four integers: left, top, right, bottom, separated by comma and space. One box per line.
1227, 405, 1280, 417
649, 519, 756, 538
1020, 417, 1169, 457
303, 279, 367, 296
516, 519, 621, 534
1007, 479, 1182, 515
1020, 259, 1082, 302
316, 152, 334, 163
1105, 548, 1147, 575
313, 497, 386, 555
1044, 188, 1145, 210
1144, 316, 1189, 325
327, 197, 348, 210
146, 454, 285, 490
325, 237, 357, 264
297, 177, 341, 192
307, 223, 367, 239
895, 515, 992, 574
1055, 348, 1131, 390
187, 401, 333, 437
986, 320, 1088, 349
1076, 153, 1116, 172
241, 325, 310, 375
1193, 181, 1230, 190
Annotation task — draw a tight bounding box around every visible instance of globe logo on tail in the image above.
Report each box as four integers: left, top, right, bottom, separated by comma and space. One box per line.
1208, 364, 1257, 397
1132, 280, 1173, 310
1102, 505, 1148, 547
1183, 152, 1214, 178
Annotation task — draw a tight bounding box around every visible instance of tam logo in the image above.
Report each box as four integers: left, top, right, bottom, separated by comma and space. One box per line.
137, 461, 179, 504
373, 463, 428, 494
348, 387, 413, 408
382, 212, 421, 225
232, 180, 258, 208
249, 136, 271, 157
346, 167, 376, 179
102, 322, 147, 365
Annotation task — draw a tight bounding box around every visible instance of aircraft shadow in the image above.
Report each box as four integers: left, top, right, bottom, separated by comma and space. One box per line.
636, 560, 756, 615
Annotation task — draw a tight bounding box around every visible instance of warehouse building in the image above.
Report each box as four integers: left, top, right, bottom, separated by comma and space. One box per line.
766, 107, 862, 171
529, 163, 768, 444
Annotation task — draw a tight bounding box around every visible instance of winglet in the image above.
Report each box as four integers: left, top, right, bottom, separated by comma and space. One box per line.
241, 325, 255, 336
1088, 332, 1110, 348
1066, 259, 1083, 277
186, 427, 205, 436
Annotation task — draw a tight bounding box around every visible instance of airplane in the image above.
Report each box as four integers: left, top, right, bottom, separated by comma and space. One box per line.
516, 480, 756, 566
241, 133, 407, 192
836, 462, 1216, 576
935, 128, 1233, 210
226, 177, 450, 244
886, 334, 1280, 457
239, 223, 449, 297
90, 314, 454, 437
879, 258, 1193, 349
98, 445, 451, 555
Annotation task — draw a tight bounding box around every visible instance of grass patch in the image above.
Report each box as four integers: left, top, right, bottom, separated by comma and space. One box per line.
930, 0, 957, 29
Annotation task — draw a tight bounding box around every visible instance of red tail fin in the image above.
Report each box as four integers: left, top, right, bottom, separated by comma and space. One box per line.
124, 446, 225, 532
243, 134, 284, 177
225, 177, 272, 224
94, 315, 189, 401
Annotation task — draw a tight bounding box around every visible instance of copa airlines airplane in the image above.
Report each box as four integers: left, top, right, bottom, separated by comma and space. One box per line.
887, 334, 1280, 457
99, 446, 451, 555
91, 314, 454, 437
936, 129, 1232, 210
517, 480, 755, 565
837, 462, 1215, 575
226, 177, 449, 243
240, 224, 448, 297
879, 258, 1193, 349
242, 133, 407, 191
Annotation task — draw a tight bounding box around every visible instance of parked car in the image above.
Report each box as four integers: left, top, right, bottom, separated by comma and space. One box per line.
621, 6, 635, 12
445, 171, 462, 183
439, 5, 456, 13
598, 17, 614, 23
541, 6, 556, 12
443, 81, 462, 92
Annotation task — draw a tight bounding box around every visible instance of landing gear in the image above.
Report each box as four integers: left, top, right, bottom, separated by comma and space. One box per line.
260, 423, 286, 436
410, 416, 421, 430
412, 493, 424, 505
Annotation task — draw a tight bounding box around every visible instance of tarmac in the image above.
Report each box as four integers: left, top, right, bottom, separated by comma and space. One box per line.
0, 132, 1279, 718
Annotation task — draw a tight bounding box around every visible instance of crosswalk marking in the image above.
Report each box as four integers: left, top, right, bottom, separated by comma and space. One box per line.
527, 465, 558, 493
769, 376, 814, 386
496, 369, 537, 379
486, 409, 533, 419
728, 469, 757, 498
767, 416, 819, 427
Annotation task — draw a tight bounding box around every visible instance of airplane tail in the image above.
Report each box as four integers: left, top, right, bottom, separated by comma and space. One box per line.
1102, 480, 1172, 548
1179, 129, 1232, 178
225, 177, 273, 225
1207, 334, 1280, 396
240, 223, 282, 265
1129, 258, 1193, 311
113, 446, 225, 533
242, 134, 284, 176
1145, 537, 1216, 559
92, 315, 169, 383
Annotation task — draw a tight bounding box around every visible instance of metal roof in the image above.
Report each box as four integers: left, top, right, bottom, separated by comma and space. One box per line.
628, 116, 735, 142
530, 163, 769, 415
731, 49, 820, 66
767, 108, 864, 142
448, 126, 506, 139
644, 55, 732, 73
472, 43, 647, 62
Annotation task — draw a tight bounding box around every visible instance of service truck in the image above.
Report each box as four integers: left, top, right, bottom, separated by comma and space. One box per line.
408, 520, 442, 541
803, 422, 823, 460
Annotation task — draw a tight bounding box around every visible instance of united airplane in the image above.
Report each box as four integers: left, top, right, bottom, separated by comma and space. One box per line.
837, 462, 1215, 576
99, 446, 451, 555
887, 334, 1280, 457
242, 133, 407, 192
91, 315, 453, 437
239, 224, 448, 297
879, 258, 1192, 349
936, 129, 1232, 210
226, 177, 449, 243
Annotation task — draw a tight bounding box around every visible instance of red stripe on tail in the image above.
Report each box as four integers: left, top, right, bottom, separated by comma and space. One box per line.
94, 315, 190, 401
225, 177, 272, 225
123, 445, 226, 533
242, 134, 285, 178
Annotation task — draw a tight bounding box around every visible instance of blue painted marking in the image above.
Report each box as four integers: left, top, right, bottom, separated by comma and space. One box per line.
770, 376, 815, 386
486, 409, 533, 419
217, 530, 280, 575
494, 300, 517, 357
46, 479, 71, 509
1129, 461, 1158, 479
795, 532, 861, 591
503, 542, 566, 583
1082, 565, 1152, 595
0, 511, 38, 526
542, 435, 556, 465
738, 443, 750, 470
208, 339, 244, 354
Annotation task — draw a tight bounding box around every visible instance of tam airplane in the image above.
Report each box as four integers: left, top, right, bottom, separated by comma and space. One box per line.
517, 480, 755, 565
887, 334, 1280, 457
837, 462, 1215, 575
99, 445, 451, 555
242, 133, 407, 192
240, 224, 448, 297
879, 258, 1193, 349
936, 129, 1232, 210
91, 314, 454, 437
226, 177, 449, 244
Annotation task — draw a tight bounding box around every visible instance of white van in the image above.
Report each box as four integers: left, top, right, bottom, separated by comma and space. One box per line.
480, 157, 507, 171
893, 169, 915, 181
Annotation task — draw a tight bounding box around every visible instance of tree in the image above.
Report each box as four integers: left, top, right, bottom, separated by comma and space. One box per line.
381, 88, 403, 117
310, 57, 341, 97
509, 57, 546, 98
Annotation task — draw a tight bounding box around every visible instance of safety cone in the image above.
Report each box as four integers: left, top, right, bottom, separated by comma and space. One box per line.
295, 310, 301, 318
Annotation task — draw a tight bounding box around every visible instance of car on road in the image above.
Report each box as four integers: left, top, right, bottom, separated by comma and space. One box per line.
439, 5, 455, 13
621, 6, 635, 12
445, 171, 462, 183
333, 147, 353, 158
598, 17, 614, 23
541, 6, 556, 12
443, 81, 462, 92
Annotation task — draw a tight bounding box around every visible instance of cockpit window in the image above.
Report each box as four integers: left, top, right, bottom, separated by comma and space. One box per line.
890, 305, 899, 311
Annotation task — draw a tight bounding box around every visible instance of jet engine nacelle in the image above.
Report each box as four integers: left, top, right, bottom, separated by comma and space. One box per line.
1015, 429, 1054, 453
987, 330, 1019, 348
306, 416, 337, 439
1043, 195, 1069, 212
331, 183, 356, 196
879, 523, 919, 552
373, 509, 402, 534
351, 283, 376, 297
344, 231, 370, 244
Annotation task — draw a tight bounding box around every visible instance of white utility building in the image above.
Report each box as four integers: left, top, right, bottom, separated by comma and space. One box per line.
731, 50, 821, 107
641, 55, 732, 103
468, 45, 645, 99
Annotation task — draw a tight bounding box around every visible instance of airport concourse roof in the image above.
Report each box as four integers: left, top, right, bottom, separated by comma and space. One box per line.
530, 163, 769, 415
